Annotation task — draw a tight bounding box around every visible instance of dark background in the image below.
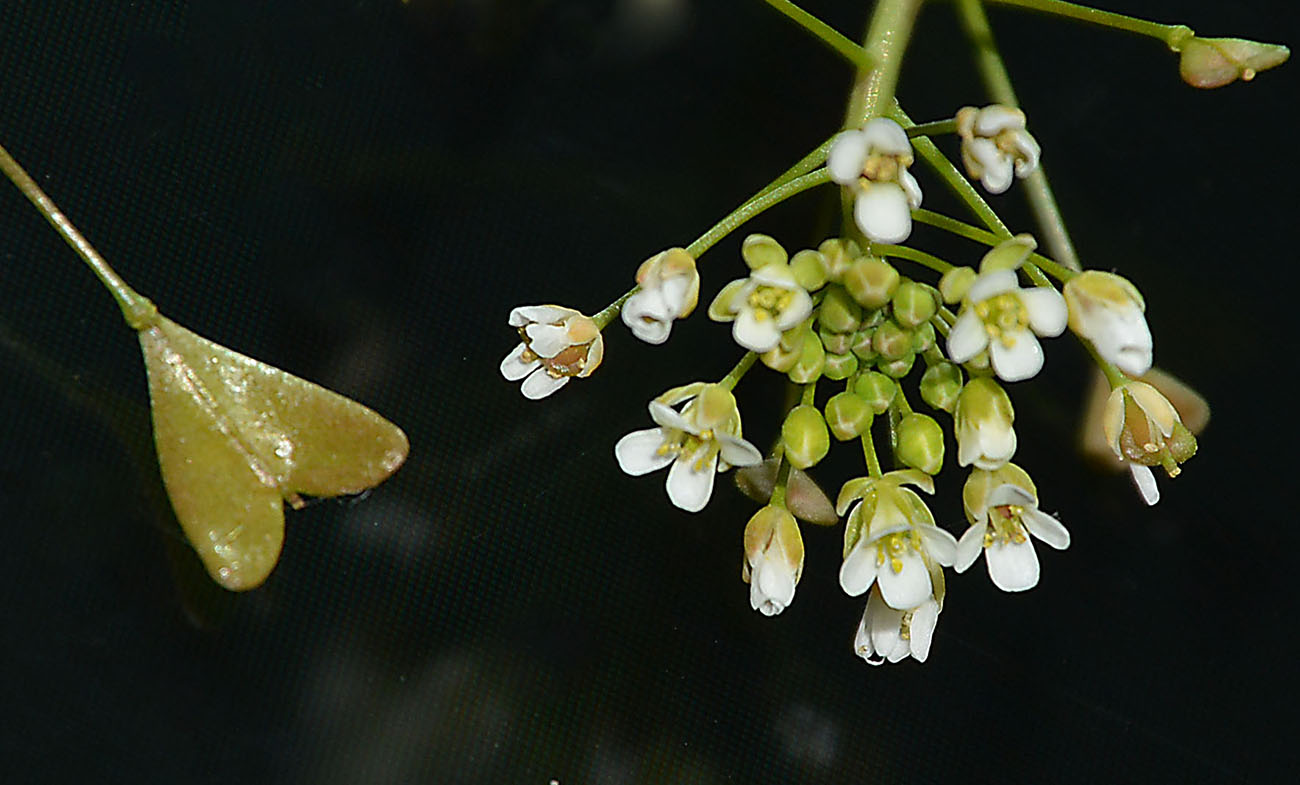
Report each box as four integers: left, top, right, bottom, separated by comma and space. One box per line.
1, 1, 1295, 782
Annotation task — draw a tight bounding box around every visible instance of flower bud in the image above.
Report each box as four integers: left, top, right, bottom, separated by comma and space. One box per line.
843, 257, 899, 308
787, 332, 826, 384
911, 321, 936, 354
1063, 271, 1152, 377
823, 351, 859, 381
892, 280, 937, 328
743, 505, 805, 616
782, 404, 831, 469
920, 361, 963, 412
817, 238, 864, 283
1179, 36, 1290, 89
895, 412, 944, 475
954, 377, 1016, 469
853, 372, 897, 414
819, 328, 853, 355
939, 266, 977, 304
825, 391, 873, 441
818, 286, 863, 333
872, 319, 912, 361
851, 328, 878, 362
741, 233, 788, 270
790, 249, 829, 292
878, 354, 915, 379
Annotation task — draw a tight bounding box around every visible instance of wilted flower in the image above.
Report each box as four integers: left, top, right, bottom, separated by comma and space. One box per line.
500, 305, 604, 399
955, 104, 1041, 195
614, 383, 763, 512
1178, 36, 1290, 89
621, 247, 700, 345
1103, 381, 1198, 505
1064, 271, 1153, 377
708, 262, 813, 353
827, 117, 923, 244
742, 505, 804, 616
853, 588, 940, 665
955, 463, 1069, 592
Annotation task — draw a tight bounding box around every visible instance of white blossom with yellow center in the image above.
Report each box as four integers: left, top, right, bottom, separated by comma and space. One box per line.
614, 383, 763, 512
708, 263, 813, 353
827, 117, 923, 244
947, 269, 1067, 382
956, 104, 1041, 195
955, 464, 1070, 592
500, 305, 604, 399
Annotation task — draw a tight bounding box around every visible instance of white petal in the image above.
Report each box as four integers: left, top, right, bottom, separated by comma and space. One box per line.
508, 304, 568, 327
967, 269, 1019, 303
520, 369, 569, 400
1130, 464, 1160, 506
648, 400, 692, 431
1023, 508, 1070, 550
867, 591, 905, 658
614, 428, 674, 476
985, 538, 1040, 592
987, 484, 1036, 509
974, 105, 1025, 136
908, 602, 938, 662
716, 433, 763, 468
660, 276, 693, 316
1091, 312, 1153, 377
524, 322, 571, 358
500, 343, 540, 381
839, 542, 879, 597
665, 449, 717, 512
954, 524, 985, 573
853, 614, 882, 665
898, 168, 923, 208
827, 130, 868, 184
989, 330, 1044, 382
860, 117, 911, 156
627, 316, 671, 345
946, 309, 988, 364
1011, 131, 1041, 176
980, 155, 1015, 195
751, 556, 796, 616
877, 550, 932, 610
733, 308, 782, 353
1020, 287, 1068, 337
916, 525, 959, 566
775, 289, 814, 331
854, 183, 913, 244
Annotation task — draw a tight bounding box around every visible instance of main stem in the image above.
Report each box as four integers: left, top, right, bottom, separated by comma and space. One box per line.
0, 142, 158, 330
845, 0, 925, 126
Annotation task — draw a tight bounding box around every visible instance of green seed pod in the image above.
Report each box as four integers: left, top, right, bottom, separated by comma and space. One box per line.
787, 331, 826, 384
824, 391, 873, 441
939, 266, 977, 304
879, 354, 915, 378
790, 249, 829, 292
872, 319, 912, 361
853, 372, 896, 414
896, 412, 945, 475
818, 286, 863, 334
843, 257, 899, 309
892, 280, 937, 328
818, 328, 853, 355
782, 404, 830, 470
822, 351, 859, 381
741, 233, 788, 270
911, 321, 936, 354
920, 361, 963, 412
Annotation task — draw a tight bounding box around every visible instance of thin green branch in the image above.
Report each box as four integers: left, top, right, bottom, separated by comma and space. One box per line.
762, 0, 874, 70
984, 0, 1194, 48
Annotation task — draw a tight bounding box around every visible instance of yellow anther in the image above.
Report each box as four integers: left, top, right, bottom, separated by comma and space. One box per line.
899, 613, 913, 641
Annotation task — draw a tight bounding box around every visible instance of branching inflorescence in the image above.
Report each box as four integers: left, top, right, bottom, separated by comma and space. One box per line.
499, 0, 1286, 665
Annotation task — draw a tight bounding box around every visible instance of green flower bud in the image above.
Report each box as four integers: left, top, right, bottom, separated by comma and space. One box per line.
879, 354, 915, 378
896, 412, 944, 475
818, 328, 853, 355
817, 238, 864, 283
939, 266, 977, 304
822, 351, 859, 381
789, 249, 829, 292
853, 372, 896, 414
843, 257, 899, 308
920, 362, 963, 412
824, 391, 872, 441
818, 286, 863, 333
741, 233, 788, 271
872, 319, 912, 361
850, 328, 877, 362
911, 321, 936, 354
782, 404, 830, 469
787, 332, 826, 384
892, 280, 937, 328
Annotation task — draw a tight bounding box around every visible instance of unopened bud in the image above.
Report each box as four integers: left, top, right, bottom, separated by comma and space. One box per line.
911, 321, 936, 354
825, 391, 873, 441
879, 354, 915, 379
818, 238, 864, 283
818, 287, 863, 333
853, 372, 897, 413
872, 319, 912, 361
851, 328, 878, 362
823, 350, 859, 381
896, 412, 945, 475
843, 257, 899, 308
892, 280, 937, 328
782, 404, 831, 469
920, 362, 963, 412
819, 328, 853, 355
788, 332, 826, 384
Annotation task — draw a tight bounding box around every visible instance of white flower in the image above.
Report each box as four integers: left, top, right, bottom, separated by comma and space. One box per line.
742, 504, 804, 616
837, 470, 957, 610
1102, 381, 1197, 506
955, 464, 1069, 592
947, 269, 1067, 382
500, 305, 604, 400
1064, 271, 1153, 377
955, 105, 1041, 195
827, 118, 923, 244
614, 383, 763, 512
953, 377, 1017, 470
853, 588, 939, 665
707, 263, 813, 353
621, 248, 700, 345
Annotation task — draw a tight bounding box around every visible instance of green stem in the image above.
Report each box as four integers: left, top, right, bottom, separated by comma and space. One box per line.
873, 242, 953, 275
911, 210, 1075, 282
0, 142, 158, 330
770, 453, 791, 508
1081, 337, 1129, 389
906, 118, 958, 138
845, 0, 925, 126
955, 0, 1081, 271
929, 314, 950, 338
720, 351, 759, 391
762, 0, 874, 70
861, 425, 883, 478
800, 379, 817, 406
984, 0, 1194, 48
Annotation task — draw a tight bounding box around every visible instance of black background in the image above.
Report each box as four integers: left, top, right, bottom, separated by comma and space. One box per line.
1, 1, 1296, 782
